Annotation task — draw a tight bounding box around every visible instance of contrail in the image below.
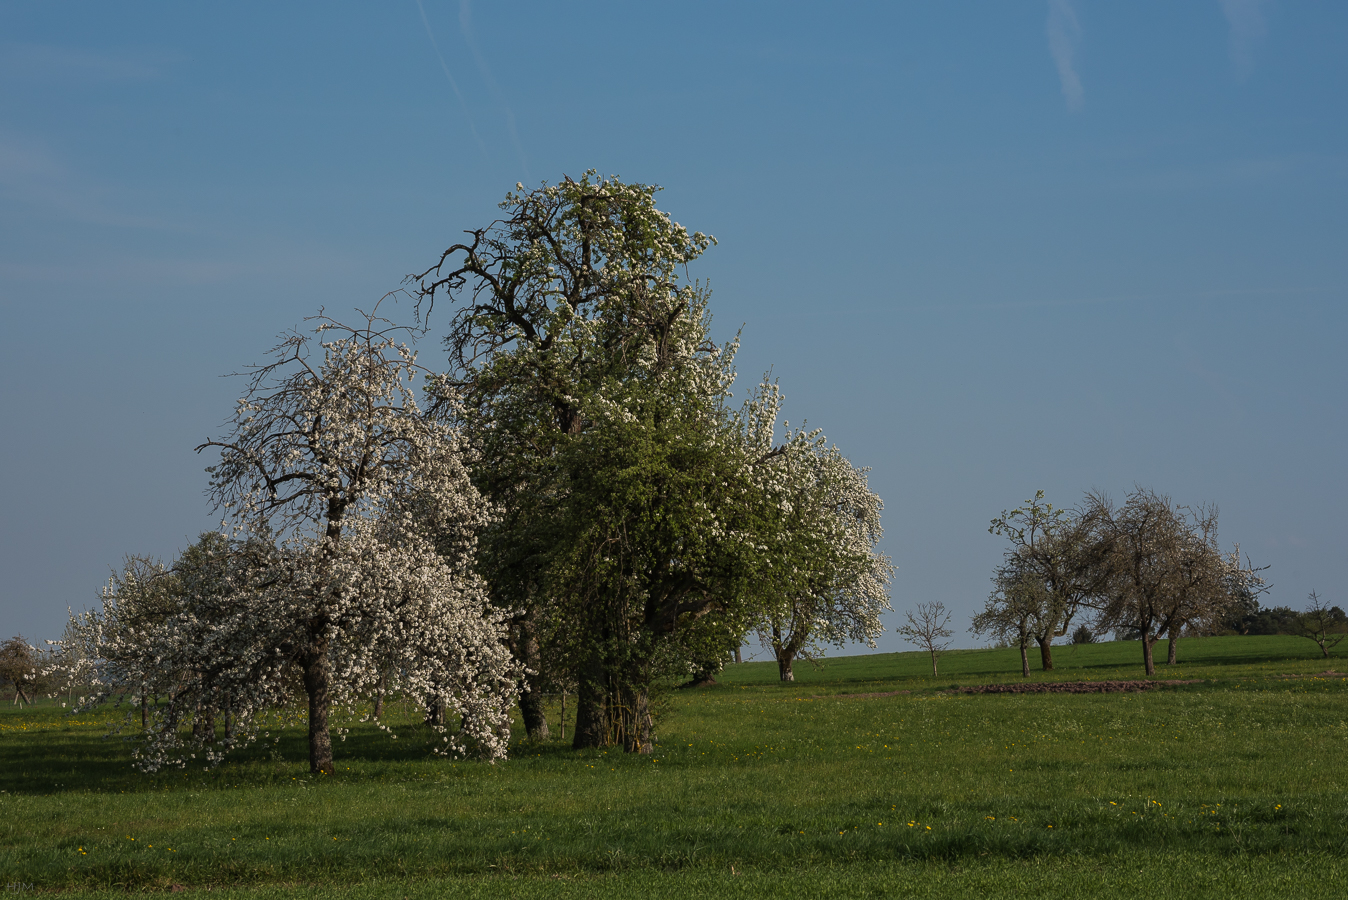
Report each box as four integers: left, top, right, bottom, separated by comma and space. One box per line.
458, 0, 530, 179
1046, 0, 1084, 112
414, 0, 490, 160
1218, 0, 1269, 78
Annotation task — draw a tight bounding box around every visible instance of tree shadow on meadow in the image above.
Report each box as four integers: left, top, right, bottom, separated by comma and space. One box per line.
0, 702, 587, 797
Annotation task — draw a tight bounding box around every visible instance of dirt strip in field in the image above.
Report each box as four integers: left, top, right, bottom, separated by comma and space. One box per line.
951, 679, 1202, 694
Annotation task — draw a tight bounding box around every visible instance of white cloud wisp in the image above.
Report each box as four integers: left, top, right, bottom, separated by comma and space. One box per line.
1219, 0, 1269, 78
1046, 0, 1084, 112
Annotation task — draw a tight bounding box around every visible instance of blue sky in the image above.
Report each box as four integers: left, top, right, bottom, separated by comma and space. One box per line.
2, 1, 1344, 656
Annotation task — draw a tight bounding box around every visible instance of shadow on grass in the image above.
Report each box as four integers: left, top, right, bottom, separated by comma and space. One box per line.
0, 702, 592, 797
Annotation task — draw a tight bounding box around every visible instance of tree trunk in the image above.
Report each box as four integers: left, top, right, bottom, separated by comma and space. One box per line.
1037, 634, 1055, 671
622, 688, 653, 755
303, 645, 335, 775
929, 649, 939, 677
425, 697, 445, 726
141, 694, 148, 729
516, 616, 549, 741
774, 625, 803, 683
519, 686, 549, 741
734, 646, 742, 664
572, 660, 607, 750
193, 710, 216, 744
1019, 640, 1030, 678
373, 671, 385, 721
1142, 635, 1157, 677
559, 691, 566, 742
1166, 626, 1179, 665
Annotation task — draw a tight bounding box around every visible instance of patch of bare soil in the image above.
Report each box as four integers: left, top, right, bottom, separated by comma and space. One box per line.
952, 679, 1201, 695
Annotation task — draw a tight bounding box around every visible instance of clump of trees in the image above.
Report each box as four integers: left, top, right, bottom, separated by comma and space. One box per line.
976, 487, 1270, 676
47, 172, 892, 767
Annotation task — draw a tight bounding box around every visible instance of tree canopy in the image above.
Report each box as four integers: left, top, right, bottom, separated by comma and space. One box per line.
410, 173, 892, 751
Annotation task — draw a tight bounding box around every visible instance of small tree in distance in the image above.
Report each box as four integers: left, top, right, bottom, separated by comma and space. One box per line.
0, 636, 38, 706
988, 491, 1107, 671
1089, 488, 1231, 674
1291, 592, 1347, 658
971, 558, 1046, 678
897, 601, 954, 677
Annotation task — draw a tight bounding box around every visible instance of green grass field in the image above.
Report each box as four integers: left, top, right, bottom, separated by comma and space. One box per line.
2, 635, 1346, 898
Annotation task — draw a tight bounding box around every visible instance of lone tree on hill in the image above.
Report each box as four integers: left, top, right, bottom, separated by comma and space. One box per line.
897, 601, 954, 677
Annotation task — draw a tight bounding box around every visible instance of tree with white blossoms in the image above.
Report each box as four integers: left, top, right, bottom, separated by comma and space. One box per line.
53, 306, 519, 774
749, 384, 894, 682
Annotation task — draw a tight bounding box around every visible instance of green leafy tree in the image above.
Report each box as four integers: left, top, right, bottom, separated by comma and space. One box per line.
411, 173, 811, 752
543, 368, 772, 752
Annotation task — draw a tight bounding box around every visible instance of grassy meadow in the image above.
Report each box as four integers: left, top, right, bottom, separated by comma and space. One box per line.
2, 635, 1346, 898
